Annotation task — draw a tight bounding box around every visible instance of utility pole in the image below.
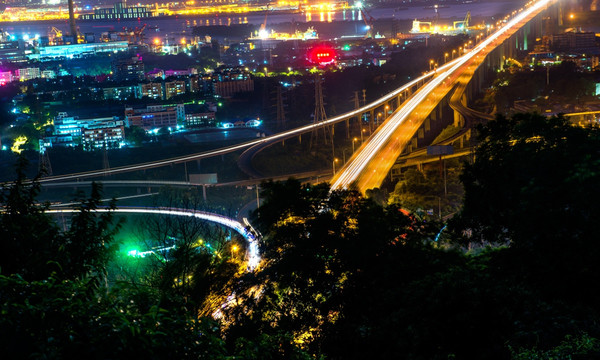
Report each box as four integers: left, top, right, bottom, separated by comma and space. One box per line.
256, 184, 260, 209
39, 148, 53, 176
276, 84, 286, 131
309, 74, 331, 149
102, 146, 110, 177
353, 91, 361, 136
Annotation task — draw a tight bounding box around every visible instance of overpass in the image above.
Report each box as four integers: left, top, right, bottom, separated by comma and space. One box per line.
8, 0, 557, 197
46, 207, 261, 270
31, 71, 434, 184
331, 0, 557, 192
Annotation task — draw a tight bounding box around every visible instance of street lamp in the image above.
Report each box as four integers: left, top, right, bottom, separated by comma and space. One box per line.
429, 59, 434, 70
452, 49, 456, 59
444, 52, 448, 63
361, 128, 366, 142
231, 244, 238, 258
332, 158, 339, 175
352, 137, 358, 153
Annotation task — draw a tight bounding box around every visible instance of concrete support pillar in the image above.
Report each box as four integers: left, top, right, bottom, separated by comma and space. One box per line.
454, 109, 465, 128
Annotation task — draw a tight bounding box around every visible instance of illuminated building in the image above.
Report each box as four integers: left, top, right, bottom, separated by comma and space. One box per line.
41, 70, 56, 79
185, 111, 216, 128
551, 31, 598, 53
211, 68, 254, 98
112, 56, 145, 82
0, 40, 26, 62
183, 104, 216, 127
0, 71, 13, 86
165, 69, 198, 77
80, 1, 152, 21
164, 80, 186, 99
16, 67, 41, 81
28, 41, 129, 61
139, 82, 163, 100
125, 105, 183, 131
213, 79, 254, 97
103, 85, 140, 101
82, 120, 125, 150
42, 112, 125, 151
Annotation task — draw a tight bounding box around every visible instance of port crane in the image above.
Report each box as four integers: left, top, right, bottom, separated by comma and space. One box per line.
117, 24, 147, 44
453, 11, 471, 30
358, 5, 376, 38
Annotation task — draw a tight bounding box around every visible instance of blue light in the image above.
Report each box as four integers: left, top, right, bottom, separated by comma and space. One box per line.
434, 224, 447, 242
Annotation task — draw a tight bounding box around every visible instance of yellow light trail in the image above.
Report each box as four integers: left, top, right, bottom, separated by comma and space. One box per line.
330, 0, 554, 192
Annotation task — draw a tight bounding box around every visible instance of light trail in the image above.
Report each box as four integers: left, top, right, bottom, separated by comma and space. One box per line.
46, 207, 261, 271
48, 193, 159, 207
35, 70, 435, 184
331, 0, 553, 190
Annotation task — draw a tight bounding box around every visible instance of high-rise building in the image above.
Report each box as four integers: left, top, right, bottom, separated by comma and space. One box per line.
139, 82, 163, 99
125, 104, 183, 130
16, 67, 41, 81
112, 56, 145, 82
551, 31, 598, 53
164, 80, 186, 99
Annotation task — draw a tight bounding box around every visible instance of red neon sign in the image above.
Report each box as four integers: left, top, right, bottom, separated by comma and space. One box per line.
308, 45, 337, 66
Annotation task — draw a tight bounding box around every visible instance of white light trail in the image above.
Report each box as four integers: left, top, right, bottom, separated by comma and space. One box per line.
36, 70, 435, 183
46, 207, 261, 271
331, 0, 553, 190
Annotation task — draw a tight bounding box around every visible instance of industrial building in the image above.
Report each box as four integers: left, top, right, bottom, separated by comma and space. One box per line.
28, 41, 129, 61
80, 1, 152, 21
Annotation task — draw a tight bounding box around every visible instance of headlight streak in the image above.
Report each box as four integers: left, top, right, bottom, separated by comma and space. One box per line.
330, 0, 552, 190
46, 207, 261, 271
34, 69, 436, 184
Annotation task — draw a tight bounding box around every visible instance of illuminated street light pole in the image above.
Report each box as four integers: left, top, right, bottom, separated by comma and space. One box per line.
332, 158, 339, 175
352, 137, 358, 153
444, 52, 449, 64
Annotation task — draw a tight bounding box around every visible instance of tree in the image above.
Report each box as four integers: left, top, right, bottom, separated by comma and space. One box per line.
0, 157, 119, 281
125, 125, 149, 146
0, 157, 232, 359
451, 112, 600, 302
226, 179, 441, 358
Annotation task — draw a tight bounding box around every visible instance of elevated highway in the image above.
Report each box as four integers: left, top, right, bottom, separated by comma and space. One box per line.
331, 0, 555, 193
6, 0, 556, 201
31, 71, 433, 184
46, 207, 261, 270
